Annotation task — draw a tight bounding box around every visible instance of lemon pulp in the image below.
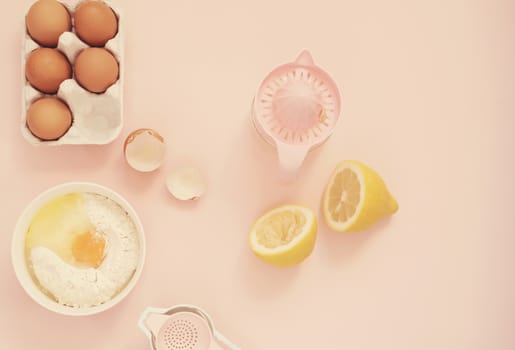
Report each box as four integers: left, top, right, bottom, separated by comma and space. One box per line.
256, 209, 307, 249
249, 205, 317, 267
323, 160, 398, 232
328, 168, 361, 223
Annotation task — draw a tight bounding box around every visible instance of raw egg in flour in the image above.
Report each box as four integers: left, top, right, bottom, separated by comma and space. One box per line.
74, 48, 119, 93
71, 232, 106, 268
74, 1, 118, 47
26, 48, 72, 94
26, 0, 71, 47
23, 192, 140, 308
25, 193, 106, 269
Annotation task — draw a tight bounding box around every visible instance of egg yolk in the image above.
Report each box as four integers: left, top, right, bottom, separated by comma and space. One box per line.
71, 232, 105, 268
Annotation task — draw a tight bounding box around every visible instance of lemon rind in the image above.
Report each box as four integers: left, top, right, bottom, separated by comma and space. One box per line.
323, 160, 366, 232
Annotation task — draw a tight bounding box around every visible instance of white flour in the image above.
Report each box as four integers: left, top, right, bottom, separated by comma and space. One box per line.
30, 193, 140, 308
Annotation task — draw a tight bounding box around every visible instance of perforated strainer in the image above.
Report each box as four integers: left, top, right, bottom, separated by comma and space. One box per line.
139, 305, 240, 350
252, 50, 341, 180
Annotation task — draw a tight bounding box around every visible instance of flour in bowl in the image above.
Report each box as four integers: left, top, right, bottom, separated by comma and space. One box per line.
27, 193, 140, 308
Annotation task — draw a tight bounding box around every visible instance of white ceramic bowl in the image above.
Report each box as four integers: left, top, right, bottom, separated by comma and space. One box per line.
11, 182, 146, 316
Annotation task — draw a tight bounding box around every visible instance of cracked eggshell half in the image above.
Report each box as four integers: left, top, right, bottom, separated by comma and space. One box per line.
124, 129, 166, 173
21, 0, 124, 145
166, 167, 206, 201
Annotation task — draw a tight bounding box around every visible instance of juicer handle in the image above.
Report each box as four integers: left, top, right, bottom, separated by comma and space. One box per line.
138, 307, 169, 350
276, 143, 309, 182
213, 330, 241, 350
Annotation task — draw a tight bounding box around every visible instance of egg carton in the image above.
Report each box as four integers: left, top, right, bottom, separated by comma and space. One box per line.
21, 0, 124, 146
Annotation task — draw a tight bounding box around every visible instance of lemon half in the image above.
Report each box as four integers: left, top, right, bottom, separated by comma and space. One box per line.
322, 160, 398, 232
249, 205, 317, 267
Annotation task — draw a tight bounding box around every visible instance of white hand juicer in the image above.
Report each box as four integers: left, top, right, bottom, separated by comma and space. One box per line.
139, 304, 240, 350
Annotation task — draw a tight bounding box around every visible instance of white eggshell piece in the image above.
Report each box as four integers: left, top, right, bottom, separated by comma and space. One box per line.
125, 131, 166, 172
21, 0, 124, 146
166, 167, 206, 201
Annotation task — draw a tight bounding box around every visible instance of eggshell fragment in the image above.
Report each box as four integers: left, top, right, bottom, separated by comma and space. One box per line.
166, 167, 206, 201
124, 129, 166, 172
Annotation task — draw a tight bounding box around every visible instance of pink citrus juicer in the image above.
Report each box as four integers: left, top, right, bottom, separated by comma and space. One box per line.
139, 304, 240, 350
252, 50, 341, 180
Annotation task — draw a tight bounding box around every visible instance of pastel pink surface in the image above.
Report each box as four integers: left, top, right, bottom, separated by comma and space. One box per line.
1, 0, 514, 349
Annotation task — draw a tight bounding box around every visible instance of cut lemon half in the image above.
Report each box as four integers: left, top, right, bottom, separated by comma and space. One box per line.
322, 160, 398, 232
249, 205, 317, 267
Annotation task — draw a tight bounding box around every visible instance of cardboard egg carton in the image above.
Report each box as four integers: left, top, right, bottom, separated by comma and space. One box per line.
22, 0, 124, 146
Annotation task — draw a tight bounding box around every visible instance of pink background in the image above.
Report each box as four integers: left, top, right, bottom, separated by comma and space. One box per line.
1, 0, 514, 349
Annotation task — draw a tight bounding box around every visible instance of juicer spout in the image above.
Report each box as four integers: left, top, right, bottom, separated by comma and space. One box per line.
295, 49, 315, 66
276, 142, 311, 182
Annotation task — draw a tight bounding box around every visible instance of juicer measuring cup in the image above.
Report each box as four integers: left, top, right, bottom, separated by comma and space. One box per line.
252, 50, 341, 181
139, 304, 240, 350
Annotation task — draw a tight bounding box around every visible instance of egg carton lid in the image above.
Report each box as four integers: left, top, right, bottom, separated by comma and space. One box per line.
21, 0, 124, 146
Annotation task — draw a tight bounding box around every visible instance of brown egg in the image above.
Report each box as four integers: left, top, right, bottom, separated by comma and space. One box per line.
26, 48, 72, 94
74, 1, 118, 47
74, 48, 119, 93
26, 97, 73, 141
26, 0, 71, 47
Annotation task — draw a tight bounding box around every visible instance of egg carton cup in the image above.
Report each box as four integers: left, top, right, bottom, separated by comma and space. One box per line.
21, 0, 124, 146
